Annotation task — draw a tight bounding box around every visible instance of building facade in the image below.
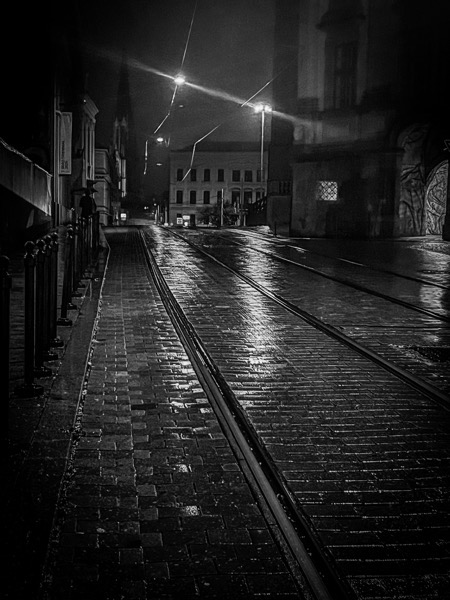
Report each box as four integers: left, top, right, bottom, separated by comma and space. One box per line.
268, 0, 449, 239
0, 3, 103, 246
168, 143, 267, 227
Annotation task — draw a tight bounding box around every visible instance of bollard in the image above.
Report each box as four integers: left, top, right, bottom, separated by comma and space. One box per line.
34, 239, 54, 376
82, 218, 88, 276
57, 225, 74, 327
43, 235, 58, 360
87, 214, 93, 269
75, 219, 83, 288
49, 232, 64, 347
15, 242, 44, 397
72, 221, 83, 297
92, 212, 99, 257
1, 255, 12, 399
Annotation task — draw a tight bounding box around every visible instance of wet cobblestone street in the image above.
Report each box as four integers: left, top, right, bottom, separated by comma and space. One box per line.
6, 225, 450, 600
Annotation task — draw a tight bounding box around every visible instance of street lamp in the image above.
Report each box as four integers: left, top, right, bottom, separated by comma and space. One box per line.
174, 74, 186, 86
254, 103, 272, 191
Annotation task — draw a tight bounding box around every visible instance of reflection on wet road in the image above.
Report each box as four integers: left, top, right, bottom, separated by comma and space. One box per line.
142, 225, 450, 599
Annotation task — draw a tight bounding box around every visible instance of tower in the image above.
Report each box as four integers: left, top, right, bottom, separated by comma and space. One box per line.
111, 51, 142, 208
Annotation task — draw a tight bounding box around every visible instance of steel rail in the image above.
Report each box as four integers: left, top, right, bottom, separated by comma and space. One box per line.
168, 228, 450, 409
212, 232, 450, 323
138, 230, 355, 600
230, 228, 450, 292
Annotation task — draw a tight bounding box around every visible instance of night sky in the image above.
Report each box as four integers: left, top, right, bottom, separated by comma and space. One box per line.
78, 0, 275, 153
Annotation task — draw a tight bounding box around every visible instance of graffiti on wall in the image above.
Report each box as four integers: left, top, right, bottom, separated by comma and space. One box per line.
426, 161, 448, 235
398, 124, 429, 236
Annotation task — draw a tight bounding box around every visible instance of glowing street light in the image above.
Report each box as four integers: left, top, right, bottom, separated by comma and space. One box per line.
174, 74, 186, 86
254, 104, 272, 189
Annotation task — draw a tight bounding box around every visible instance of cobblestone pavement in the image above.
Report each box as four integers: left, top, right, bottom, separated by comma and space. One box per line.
39, 229, 304, 600
6, 226, 450, 600
146, 226, 450, 600
177, 228, 450, 395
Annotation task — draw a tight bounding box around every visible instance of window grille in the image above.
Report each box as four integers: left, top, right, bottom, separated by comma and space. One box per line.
316, 181, 338, 202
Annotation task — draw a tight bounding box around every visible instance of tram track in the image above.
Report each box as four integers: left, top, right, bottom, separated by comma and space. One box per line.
139, 226, 450, 599
208, 231, 450, 324
167, 228, 449, 409
138, 229, 354, 600
230, 228, 450, 292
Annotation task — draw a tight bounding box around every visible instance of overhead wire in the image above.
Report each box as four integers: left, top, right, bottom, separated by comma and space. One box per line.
144, 0, 198, 174
152, 0, 198, 136
181, 72, 286, 181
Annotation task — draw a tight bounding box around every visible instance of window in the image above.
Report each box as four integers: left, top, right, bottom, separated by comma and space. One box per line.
176, 190, 183, 204
176, 168, 183, 181
203, 168, 210, 182
189, 190, 197, 204
256, 170, 262, 182
203, 190, 210, 204
244, 170, 253, 182
217, 169, 224, 182
231, 189, 241, 205
243, 190, 252, 205
315, 181, 338, 202
333, 42, 357, 108
190, 169, 197, 182
232, 170, 240, 182
217, 190, 223, 202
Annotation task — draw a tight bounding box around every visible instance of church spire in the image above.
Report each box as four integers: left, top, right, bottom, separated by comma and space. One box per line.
117, 50, 133, 124
112, 50, 141, 205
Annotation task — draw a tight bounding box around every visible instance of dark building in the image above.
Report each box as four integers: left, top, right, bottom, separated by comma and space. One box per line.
0, 2, 99, 247
268, 0, 449, 240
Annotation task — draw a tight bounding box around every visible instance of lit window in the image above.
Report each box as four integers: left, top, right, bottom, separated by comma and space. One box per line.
315, 181, 338, 202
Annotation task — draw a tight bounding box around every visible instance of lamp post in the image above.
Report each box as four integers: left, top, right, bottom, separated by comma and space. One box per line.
254, 103, 272, 193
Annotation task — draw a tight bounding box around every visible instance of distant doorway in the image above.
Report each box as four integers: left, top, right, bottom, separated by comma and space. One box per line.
425, 161, 448, 235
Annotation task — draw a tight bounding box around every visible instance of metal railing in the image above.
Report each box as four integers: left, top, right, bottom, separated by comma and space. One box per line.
2, 213, 100, 397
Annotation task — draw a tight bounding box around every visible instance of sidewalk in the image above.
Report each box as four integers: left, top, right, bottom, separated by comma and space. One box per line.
6, 229, 108, 600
